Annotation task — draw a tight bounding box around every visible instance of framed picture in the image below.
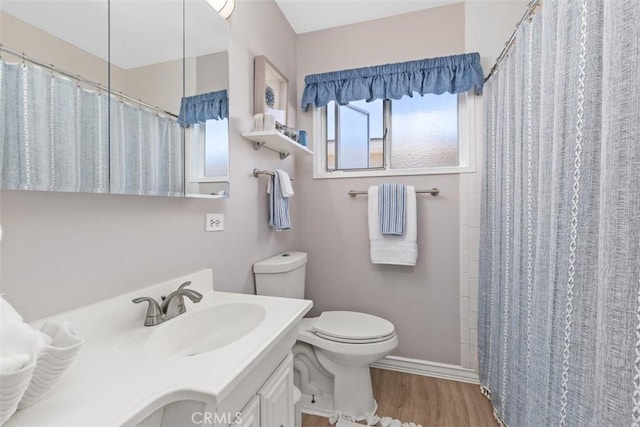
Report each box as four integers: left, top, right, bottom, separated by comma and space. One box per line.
254, 55, 288, 126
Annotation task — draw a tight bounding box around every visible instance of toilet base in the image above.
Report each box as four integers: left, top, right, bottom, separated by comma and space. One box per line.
315, 349, 376, 418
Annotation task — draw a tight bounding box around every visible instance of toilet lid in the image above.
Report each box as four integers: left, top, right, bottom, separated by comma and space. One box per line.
311, 311, 395, 342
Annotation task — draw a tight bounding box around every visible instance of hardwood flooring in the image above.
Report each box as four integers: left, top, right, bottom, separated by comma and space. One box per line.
301, 368, 497, 427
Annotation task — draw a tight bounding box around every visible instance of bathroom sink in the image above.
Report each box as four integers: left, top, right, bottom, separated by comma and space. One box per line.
144, 303, 266, 357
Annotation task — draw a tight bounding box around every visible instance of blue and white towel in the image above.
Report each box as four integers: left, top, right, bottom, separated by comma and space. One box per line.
368, 185, 418, 266
269, 172, 291, 230
378, 183, 407, 235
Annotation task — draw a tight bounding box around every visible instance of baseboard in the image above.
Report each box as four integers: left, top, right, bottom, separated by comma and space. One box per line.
371, 355, 480, 384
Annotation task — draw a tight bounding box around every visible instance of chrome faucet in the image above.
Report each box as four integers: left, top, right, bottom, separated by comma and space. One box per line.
132, 281, 203, 327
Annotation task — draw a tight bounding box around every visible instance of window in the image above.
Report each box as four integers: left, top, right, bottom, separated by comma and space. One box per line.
316, 92, 473, 178
188, 118, 229, 182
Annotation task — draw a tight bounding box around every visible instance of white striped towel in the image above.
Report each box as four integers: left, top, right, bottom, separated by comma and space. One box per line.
269, 173, 291, 230
276, 169, 294, 197
378, 183, 407, 235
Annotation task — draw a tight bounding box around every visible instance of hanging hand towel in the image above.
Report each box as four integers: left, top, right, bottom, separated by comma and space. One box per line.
368, 185, 417, 265
275, 169, 294, 197
378, 183, 407, 235
269, 173, 291, 230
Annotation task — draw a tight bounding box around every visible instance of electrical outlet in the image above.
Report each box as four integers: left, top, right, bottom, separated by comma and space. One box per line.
205, 213, 224, 232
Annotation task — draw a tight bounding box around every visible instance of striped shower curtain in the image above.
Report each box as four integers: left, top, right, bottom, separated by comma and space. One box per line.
478, 1, 640, 426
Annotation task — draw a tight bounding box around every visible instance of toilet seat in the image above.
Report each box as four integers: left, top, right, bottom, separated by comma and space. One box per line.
310, 311, 395, 344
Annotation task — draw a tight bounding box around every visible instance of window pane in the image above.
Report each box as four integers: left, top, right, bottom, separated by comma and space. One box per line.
204, 118, 229, 178
326, 99, 383, 170
338, 104, 369, 169
390, 94, 458, 168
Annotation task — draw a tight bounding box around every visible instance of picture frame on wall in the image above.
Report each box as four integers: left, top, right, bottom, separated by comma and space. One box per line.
254, 55, 288, 126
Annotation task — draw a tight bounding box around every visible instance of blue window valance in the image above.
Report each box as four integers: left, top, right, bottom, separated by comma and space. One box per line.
301, 52, 483, 111
178, 89, 228, 127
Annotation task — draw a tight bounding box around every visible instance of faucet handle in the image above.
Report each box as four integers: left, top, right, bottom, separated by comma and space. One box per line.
178, 281, 192, 290
132, 297, 163, 327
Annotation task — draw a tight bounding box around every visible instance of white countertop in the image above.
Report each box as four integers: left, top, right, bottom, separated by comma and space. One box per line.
5, 270, 312, 427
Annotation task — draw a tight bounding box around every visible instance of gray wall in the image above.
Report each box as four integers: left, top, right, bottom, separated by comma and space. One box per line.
0, 0, 300, 321
295, 3, 465, 364
0, 0, 528, 369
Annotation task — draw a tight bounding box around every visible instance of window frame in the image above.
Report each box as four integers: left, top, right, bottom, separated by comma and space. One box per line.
186, 122, 230, 184
312, 92, 476, 179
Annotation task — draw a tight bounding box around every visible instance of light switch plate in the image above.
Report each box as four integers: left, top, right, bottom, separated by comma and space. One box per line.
205, 213, 224, 232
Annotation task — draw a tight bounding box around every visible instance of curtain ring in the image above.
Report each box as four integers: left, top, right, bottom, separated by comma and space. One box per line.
21, 52, 27, 68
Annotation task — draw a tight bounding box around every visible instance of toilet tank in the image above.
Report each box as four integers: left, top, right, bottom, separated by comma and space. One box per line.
253, 251, 307, 299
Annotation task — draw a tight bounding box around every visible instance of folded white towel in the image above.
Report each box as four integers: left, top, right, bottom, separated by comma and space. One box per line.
0, 354, 30, 373
0, 296, 47, 373
368, 185, 418, 266
275, 169, 294, 197
40, 321, 81, 348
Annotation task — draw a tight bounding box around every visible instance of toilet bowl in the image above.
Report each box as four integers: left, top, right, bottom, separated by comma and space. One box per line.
253, 252, 398, 420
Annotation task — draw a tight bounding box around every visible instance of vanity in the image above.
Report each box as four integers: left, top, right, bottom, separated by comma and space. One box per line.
4, 270, 312, 427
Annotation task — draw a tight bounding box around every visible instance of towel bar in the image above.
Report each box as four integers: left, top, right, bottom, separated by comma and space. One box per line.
252, 168, 294, 181
348, 188, 439, 197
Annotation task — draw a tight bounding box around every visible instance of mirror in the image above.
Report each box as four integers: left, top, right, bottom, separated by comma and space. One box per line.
0, 0, 109, 194
183, 0, 230, 198
0, 0, 230, 199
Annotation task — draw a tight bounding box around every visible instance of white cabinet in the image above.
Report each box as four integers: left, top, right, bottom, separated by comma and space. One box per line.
135, 355, 296, 427
258, 354, 294, 427
235, 395, 261, 427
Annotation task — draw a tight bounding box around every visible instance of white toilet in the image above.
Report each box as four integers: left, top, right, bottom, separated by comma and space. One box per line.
253, 251, 398, 420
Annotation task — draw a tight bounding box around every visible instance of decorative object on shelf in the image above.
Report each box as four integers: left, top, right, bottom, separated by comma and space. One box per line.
254, 114, 276, 132
265, 86, 275, 107
276, 123, 298, 142
298, 130, 307, 147
254, 55, 288, 126
253, 113, 264, 131
263, 114, 276, 131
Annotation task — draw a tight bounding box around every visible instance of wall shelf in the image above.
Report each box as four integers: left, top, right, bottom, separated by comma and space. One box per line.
242, 130, 312, 160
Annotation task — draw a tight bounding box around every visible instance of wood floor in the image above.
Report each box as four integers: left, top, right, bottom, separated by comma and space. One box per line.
301, 368, 497, 427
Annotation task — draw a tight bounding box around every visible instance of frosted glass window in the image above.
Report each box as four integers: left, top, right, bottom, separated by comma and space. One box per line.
323, 94, 458, 173
204, 118, 229, 179
390, 94, 458, 168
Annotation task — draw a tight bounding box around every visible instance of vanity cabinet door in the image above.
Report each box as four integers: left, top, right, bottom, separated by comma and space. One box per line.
235, 395, 261, 427
258, 354, 294, 427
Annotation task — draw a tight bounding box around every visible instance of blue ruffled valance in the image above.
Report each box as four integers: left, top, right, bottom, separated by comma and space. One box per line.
301, 53, 483, 111
178, 89, 228, 127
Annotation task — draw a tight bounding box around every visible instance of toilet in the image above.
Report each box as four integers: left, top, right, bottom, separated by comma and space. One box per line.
253, 251, 398, 420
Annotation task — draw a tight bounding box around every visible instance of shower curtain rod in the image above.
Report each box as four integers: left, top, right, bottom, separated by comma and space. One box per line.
0, 44, 178, 119
484, 0, 542, 83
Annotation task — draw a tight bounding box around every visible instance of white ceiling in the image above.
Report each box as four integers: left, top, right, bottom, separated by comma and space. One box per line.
1, 0, 228, 69
273, 0, 461, 34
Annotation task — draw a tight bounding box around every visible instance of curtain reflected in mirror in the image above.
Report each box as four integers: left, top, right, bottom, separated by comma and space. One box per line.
0, 0, 230, 199
0, 0, 109, 193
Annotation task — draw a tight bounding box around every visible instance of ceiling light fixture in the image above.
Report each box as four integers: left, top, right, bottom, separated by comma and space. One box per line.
206, 0, 236, 20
